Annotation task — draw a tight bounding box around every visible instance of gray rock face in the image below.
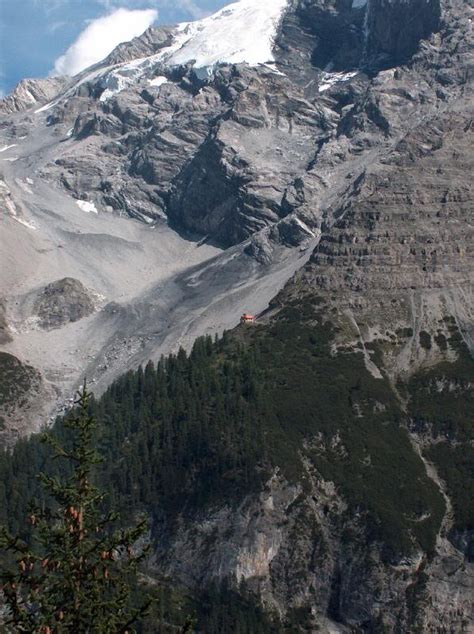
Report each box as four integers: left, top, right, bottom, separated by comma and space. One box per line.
275, 0, 441, 86
276, 0, 367, 80
0, 78, 67, 115
0, 352, 51, 448
154, 468, 473, 632
14, 0, 463, 256
101, 26, 175, 66
33, 278, 96, 330
365, 0, 441, 69
37, 62, 331, 246
283, 106, 473, 378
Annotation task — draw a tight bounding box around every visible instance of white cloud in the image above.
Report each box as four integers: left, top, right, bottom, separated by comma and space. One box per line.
48, 20, 68, 34
52, 8, 158, 77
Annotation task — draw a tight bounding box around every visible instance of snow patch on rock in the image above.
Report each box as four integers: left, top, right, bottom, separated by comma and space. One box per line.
319, 71, 358, 92
148, 76, 168, 87
76, 200, 98, 214
0, 144, 17, 153
14, 217, 37, 231
99, 57, 152, 101
34, 101, 55, 114
293, 217, 317, 238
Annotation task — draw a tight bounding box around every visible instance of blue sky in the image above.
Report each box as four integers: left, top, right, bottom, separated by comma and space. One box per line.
0, 0, 229, 97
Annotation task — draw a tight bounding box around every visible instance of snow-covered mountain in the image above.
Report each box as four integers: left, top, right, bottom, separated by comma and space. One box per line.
31, 0, 290, 110
152, 0, 289, 69
0, 0, 473, 629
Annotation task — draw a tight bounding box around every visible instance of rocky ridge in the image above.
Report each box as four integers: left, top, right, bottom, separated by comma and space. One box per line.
0, 77, 68, 115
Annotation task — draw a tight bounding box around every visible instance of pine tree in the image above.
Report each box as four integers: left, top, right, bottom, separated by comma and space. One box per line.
0, 385, 151, 633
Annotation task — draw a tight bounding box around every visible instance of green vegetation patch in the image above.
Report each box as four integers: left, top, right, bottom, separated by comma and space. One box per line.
408, 329, 473, 442
407, 321, 474, 537
252, 303, 444, 556
419, 331, 432, 350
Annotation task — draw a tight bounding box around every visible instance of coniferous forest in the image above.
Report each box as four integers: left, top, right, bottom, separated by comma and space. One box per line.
0, 300, 473, 631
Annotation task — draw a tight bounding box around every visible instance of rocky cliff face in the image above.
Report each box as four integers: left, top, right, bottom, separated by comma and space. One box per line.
291, 108, 473, 375
366, 0, 441, 70
153, 465, 472, 631
1, 0, 462, 249
277, 0, 442, 79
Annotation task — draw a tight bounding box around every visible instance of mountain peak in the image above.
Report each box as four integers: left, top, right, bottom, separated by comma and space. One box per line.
167, 0, 290, 71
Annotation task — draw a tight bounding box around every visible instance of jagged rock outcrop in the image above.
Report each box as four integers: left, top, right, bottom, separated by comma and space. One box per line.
33, 278, 96, 330
102, 26, 175, 67
0, 77, 67, 115
0, 352, 51, 448
38, 62, 332, 245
